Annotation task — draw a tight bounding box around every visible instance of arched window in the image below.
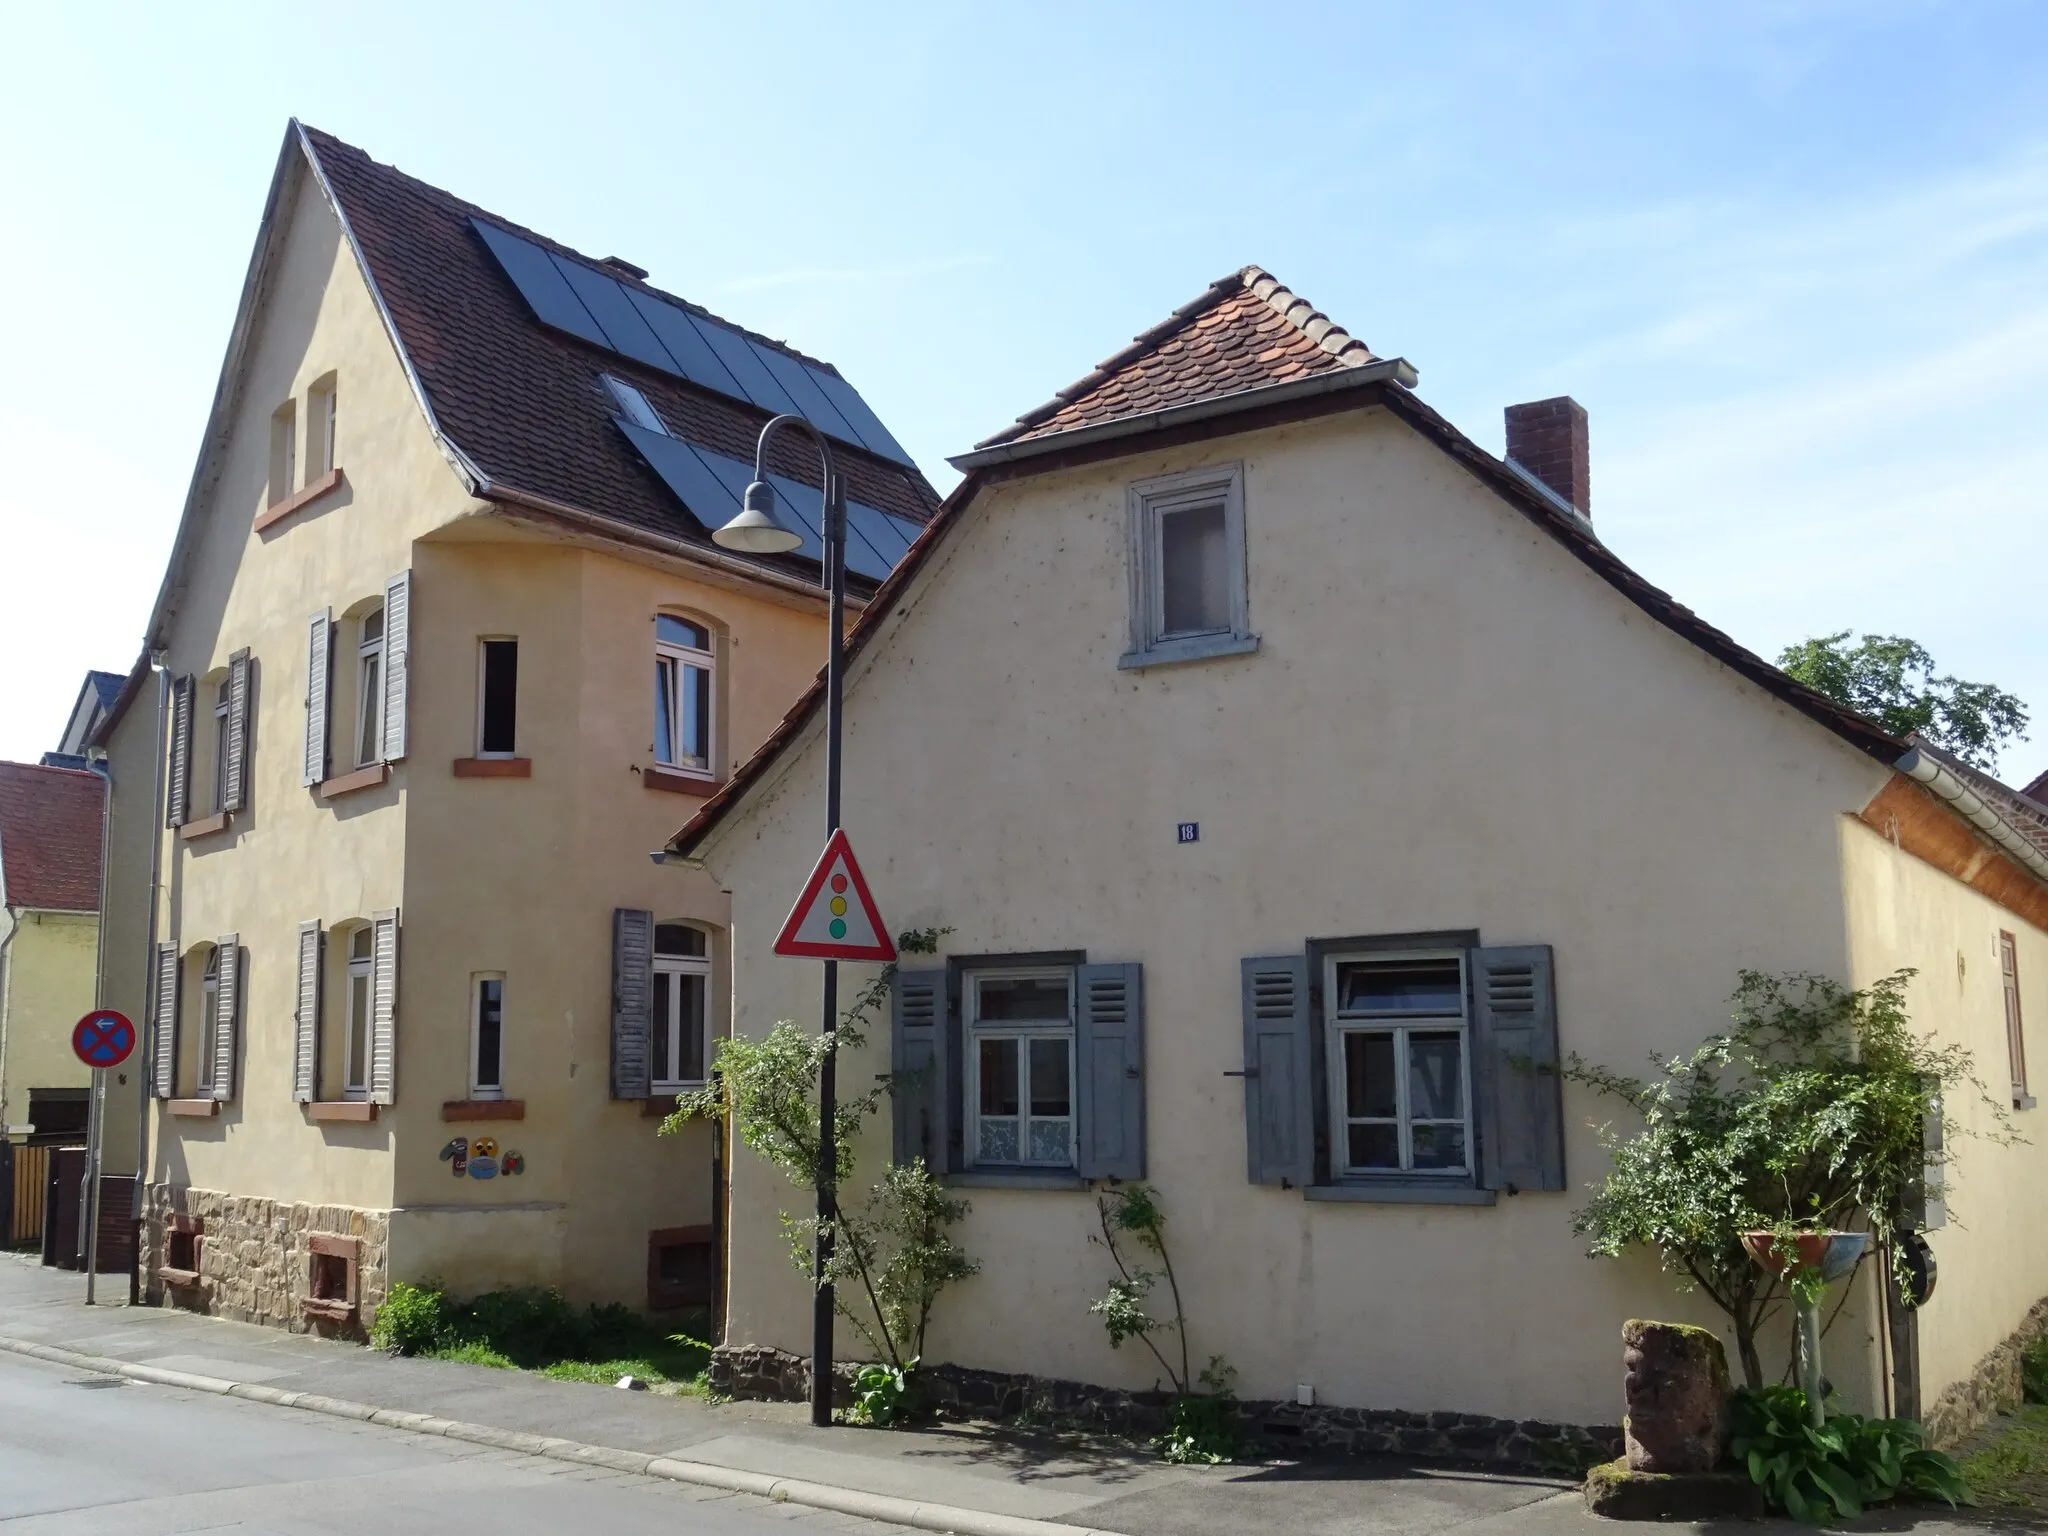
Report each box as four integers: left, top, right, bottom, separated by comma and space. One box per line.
197, 946, 221, 1096
343, 925, 374, 1099
211, 676, 232, 813
652, 922, 709, 1089
654, 616, 713, 776
355, 606, 386, 768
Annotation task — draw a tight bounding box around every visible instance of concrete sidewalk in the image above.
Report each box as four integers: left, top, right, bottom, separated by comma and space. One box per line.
0, 1254, 1988, 1535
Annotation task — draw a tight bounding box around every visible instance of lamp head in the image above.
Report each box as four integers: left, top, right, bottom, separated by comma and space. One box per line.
713, 480, 804, 555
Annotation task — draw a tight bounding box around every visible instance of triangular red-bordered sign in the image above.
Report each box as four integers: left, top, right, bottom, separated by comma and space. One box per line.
773, 828, 896, 961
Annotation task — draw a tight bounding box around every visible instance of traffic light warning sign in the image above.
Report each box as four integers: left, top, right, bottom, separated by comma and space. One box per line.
772, 828, 896, 962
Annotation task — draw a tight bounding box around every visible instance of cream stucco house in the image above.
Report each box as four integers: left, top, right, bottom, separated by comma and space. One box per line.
94, 122, 934, 1331
671, 267, 2048, 1452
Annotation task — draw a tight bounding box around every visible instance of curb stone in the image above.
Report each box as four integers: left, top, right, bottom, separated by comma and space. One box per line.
0, 1334, 1111, 1536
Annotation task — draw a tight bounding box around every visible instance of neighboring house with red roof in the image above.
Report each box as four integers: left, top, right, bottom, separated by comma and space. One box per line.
0, 761, 105, 1156
93, 121, 935, 1332
671, 266, 2048, 1452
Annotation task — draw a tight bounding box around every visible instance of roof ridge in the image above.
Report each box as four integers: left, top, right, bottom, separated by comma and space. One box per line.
297, 126, 845, 378
0, 758, 103, 780
979, 265, 1376, 447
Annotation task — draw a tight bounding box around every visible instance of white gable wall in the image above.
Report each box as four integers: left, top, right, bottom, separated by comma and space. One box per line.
703, 403, 1893, 1427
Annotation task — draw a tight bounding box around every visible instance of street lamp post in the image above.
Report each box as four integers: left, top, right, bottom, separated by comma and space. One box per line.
712, 414, 845, 1429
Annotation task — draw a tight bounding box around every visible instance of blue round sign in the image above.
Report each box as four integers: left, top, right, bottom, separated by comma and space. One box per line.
72, 1010, 136, 1069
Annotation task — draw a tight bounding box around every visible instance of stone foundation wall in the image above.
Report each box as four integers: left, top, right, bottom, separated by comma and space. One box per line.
142, 1184, 389, 1339
710, 1345, 1621, 1471
1924, 1294, 2048, 1449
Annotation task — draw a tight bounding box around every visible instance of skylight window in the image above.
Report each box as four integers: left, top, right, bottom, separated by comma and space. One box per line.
602, 374, 666, 435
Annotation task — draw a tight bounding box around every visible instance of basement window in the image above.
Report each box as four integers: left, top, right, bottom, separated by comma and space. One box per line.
304, 1233, 359, 1321
647, 1226, 715, 1312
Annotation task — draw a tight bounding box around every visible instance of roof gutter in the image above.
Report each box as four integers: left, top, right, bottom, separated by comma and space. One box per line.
480, 483, 866, 612
1895, 747, 2048, 886
949, 357, 1419, 471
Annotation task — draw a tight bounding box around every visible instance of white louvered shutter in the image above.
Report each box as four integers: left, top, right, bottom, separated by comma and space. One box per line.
294, 920, 321, 1103
368, 908, 399, 1104
380, 571, 410, 762
211, 936, 240, 1102
223, 649, 251, 813
166, 675, 193, 827
303, 609, 331, 786
151, 942, 179, 1099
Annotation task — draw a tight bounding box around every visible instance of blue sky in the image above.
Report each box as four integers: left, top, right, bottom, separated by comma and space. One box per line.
3, 2, 2045, 780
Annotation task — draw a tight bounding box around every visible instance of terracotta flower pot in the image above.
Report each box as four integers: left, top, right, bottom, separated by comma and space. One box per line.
1741, 1230, 1868, 1280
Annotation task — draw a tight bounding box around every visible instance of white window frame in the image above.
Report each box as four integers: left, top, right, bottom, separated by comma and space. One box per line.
1121, 461, 1255, 670
475, 638, 519, 759
211, 676, 232, 813
653, 616, 715, 777
470, 973, 506, 1099
651, 925, 710, 1092
1324, 949, 1472, 1178
965, 967, 1077, 1170
197, 948, 221, 1096
317, 383, 338, 474
603, 374, 667, 435
343, 926, 373, 1101
355, 606, 385, 768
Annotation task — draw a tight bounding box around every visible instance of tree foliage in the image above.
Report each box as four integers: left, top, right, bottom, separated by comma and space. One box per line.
666, 927, 977, 1375
1570, 970, 2007, 1389
1778, 631, 2028, 770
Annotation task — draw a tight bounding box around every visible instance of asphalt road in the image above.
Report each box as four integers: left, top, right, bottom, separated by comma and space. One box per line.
0, 1349, 887, 1536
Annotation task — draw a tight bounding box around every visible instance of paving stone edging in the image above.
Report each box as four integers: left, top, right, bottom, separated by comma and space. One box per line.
0, 1334, 1109, 1536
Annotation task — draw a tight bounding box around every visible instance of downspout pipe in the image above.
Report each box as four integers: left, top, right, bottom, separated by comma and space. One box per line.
1894, 747, 2048, 886
134, 656, 170, 1278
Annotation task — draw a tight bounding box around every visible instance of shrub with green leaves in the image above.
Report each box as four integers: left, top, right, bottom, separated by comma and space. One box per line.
370, 1280, 450, 1356
2022, 1336, 2048, 1406
847, 1358, 917, 1427
1730, 1384, 1970, 1523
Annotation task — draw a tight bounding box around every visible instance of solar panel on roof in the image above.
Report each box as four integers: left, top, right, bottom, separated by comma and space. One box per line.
753, 345, 859, 445
690, 318, 801, 417
471, 219, 610, 348
616, 421, 733, 530
807, 368, 913, 465
472, 219, 920, 471
549, 255, 680, 375
622, 286, 742, 397
846, 501, 911, 564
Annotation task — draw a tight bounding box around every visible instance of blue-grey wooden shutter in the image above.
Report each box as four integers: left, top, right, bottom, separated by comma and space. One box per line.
1076, 962, 1144, 1179
294, 920, 321, 1104
611, 907, 653, 1099
222, 649, 251, 813
890, 968, 949, 1171
210, 936, 240, 1102
1241, 954, 1313, 1186
166, 675, 193, 827
303, 609, 331, 787
380, 570, 410, 763
1471, 944, 1564, 1193
369, 909, 400, 1105
151, 942, 179, 1099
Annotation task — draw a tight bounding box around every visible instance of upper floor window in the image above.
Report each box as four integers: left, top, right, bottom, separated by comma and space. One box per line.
1326, 953, 1471, 1177
654, 616, 713, 776
652, 923, 708, 1089
1121, 462, 1255, 670
269, 401, 297, 506
356, 606, 385, 768
603, 374, 666, 435
477, 639, 518, 757
472, 974, 506, 1098
2002, 932, 2034, 1110
198, 946, 222, 1096
211, 677, 232, 813
967, 969, 1076, 1169
309, 374, 339, 476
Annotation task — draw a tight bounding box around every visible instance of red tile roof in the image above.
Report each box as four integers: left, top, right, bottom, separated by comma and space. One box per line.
977, 266, 1375, 448
2024, 768, 2048, 809
0, 761, 104, 913
299, 128, 938, 567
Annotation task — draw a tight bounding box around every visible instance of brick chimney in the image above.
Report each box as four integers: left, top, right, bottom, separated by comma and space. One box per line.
1504, 396, 1589, 517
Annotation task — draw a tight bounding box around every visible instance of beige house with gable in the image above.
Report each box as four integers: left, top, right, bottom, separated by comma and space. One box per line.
672, 267, 2048, 1451
95, 122, 934, 1330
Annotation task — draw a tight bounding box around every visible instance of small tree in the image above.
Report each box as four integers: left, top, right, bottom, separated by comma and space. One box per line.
1571, 970, 2006, 1388
1778, 631, 2028, 770
666, 928, 977, 1374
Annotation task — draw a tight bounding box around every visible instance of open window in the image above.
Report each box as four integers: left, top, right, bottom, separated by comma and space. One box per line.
471, 974, 506, 1099
269, 400, 297, 506
476, 639, 518, 757
653, 615, 716, 778
308, 373, 338, 477
652, 924, 708, 1091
